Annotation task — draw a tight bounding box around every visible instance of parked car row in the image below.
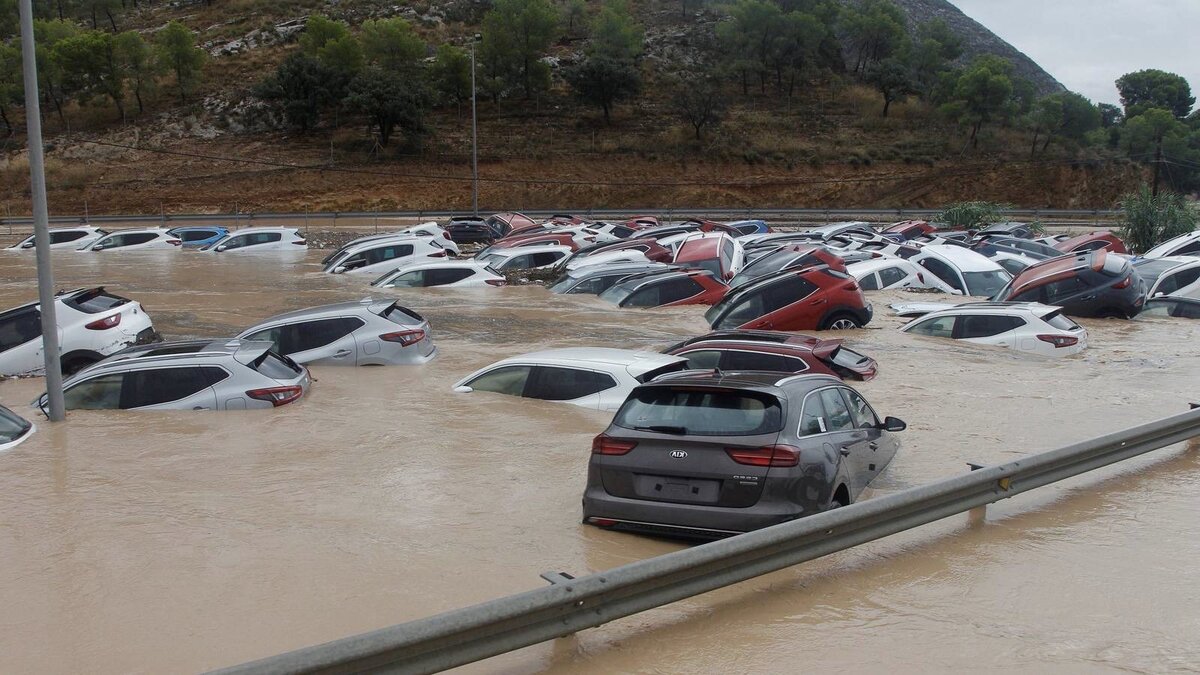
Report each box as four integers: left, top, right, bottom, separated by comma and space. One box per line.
5, 226, 309, 253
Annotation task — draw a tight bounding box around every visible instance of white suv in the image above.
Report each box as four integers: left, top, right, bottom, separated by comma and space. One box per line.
201, 227, 308, 253
900, 302, 1087, 356
7, 226, 108, 250
79, 228, 182, 252
0, 287, 156, 376
323, 235, 448, 275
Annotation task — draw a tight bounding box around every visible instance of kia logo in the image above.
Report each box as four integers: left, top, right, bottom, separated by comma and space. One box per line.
669, 450, 688, 459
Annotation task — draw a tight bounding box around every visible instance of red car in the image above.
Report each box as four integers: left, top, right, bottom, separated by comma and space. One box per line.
570, 237, 673, 264
673, 233, 743, 281
499, 223, 553, 240
1054, 231, 1129, 255
488, 232, 580, 252
622, 215, 659, 230
663, 330, 878, 381
598, 269, 729, 307
883, 220, 936, 240
705, 266, 872, 331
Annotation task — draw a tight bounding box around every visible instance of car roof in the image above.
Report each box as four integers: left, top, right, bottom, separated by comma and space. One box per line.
246, 298, 394, 326
387, 260, 489, 273
567, 262, 669, 278
847, 258, 913, 273
674, 236, 724, 261
1007, 251, 1108, 293
488, 348, 687, 375
223, 227, 300, 234
912, 301, 1062, 317
1134, 256, 1200, 270
483, 244, 572, 258
100, 227, 171, 235
65, 339, 273, 384
920, 244, 1003, 271
644, 370, 842, 395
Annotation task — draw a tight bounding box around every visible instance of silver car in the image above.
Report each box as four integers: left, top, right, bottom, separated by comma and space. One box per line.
37, 339, 311, 412
236, 299, 436, 366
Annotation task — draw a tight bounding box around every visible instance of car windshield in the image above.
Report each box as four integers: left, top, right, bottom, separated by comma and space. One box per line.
547, 274, 577, 292
613, 387, 783, 436
0, 406, 31, 443
476, 253, 505, 268
1133, 259, 1182, 285
963, 270, 1012, 297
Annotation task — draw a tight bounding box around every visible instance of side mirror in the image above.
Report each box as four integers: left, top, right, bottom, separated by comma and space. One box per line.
216, 245, 227, 252
20, 241, 34, 249
453, 385, 473, 393
333, 266, 346, 274
882, 416, 907, 432
1153, 291, 1164, 298
92, 244, 108, 251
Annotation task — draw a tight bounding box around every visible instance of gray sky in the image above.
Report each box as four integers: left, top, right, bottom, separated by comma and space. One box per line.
950, 0, 1200, 107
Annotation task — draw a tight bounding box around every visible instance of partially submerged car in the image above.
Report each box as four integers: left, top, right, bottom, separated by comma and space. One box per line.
237, 299, 435, 366
664, 330, 877, 380
371, 261, 507, 289
900, 302, 1087, 356
1132, 257, 1200, 299
446, 215, 503, 243
166, 226, 230, 249
1054, 231, 1129, 255
39, 339, 311, 412
847, 258, 939, 291
7, 226, 107, 250
548, 262, 673, 295
0, 287, 156, 376
706, 266, 872, 331
1141, 230, 1200, 259
322, 235, 447, 275
80, 228, 181, 252
729, 244, 846, 289
909, 245, 1012, 297
881, 220, 935, 240
992, 250, 1146, 319
200, 227, 307, 253
581, 371, 905, 539
476, 244, 572, 272
0, 404, 35, 451
672, 232, 745, 280
452, 348, 689, 412
1141, 296, 1200, 319
599, 269, 728, 308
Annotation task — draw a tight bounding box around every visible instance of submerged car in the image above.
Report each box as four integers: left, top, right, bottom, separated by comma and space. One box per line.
7, 226, 107, 250
672, 232, 745, 280
1054, 231, 1129, 255
599, 269, 728, 307
80, 228, 181, 252
322, 235, 447, 275
729, 244, 847, 289
706, 266, 872, 331
0, 287, 156, 376
1141, 296, 1200, 319
847, 258, 941, 292
992, 250, 1146, 319
39, 339, 311, 412
237, 299, 435, 366
1141, 230, 1200, 259
0, 404, 35, 451
166, 226, 230, 249
476, 245, 571, 272
909, 245, 1012, 297
581, 371, 905, 539
664, 330, 878, 380
371, 261, 507, 288
200, 227, 307, 253
901, 302, 1087, 356
452, 348, 690, 411
548, 262, 674, 295
1132, 257, 1200, 299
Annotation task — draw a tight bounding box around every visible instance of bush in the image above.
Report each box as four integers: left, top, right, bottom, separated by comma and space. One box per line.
1119, 185, 1198, 253
935, 201, 1011, 228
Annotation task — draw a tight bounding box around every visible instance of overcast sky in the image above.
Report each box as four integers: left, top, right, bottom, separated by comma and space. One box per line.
950, 0, 1200, 106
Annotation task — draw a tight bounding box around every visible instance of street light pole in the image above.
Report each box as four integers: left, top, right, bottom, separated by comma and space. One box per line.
470, 35, 480, 216
18, 0, 65, 421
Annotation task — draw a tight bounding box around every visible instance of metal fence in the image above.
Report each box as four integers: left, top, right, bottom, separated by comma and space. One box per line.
213, 406, 1200, 675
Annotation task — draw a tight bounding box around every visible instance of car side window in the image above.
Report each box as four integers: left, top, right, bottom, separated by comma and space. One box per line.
0, 307, 42, 352
525, 366, 617, 400
290, 318, 365, 353
387, 271, 424, 288
121, 367, 213, 409
1044, 277, 1088, 304
367, 244, 414, 265
798, 394, 827, 436
426, 268, 474, 286
841, 388, 879, 429
531, 252, 564, 267
1174, 240, 1200, 256
63, 374, 124, 410
50, 231, 87, 243
503, 254, 533, 270
819, 388, 855, 432
247, 232, 282, 246
221, 235, 249, 250
241, 326, 285, 353
721, 350, 808, 373
467, 365, 532, 395
878, 267, 908, 287
762, 276, 818, 313
569, 277, 606, 294
906, 316, 955, 338
957, 314, 1026, 339
858, 273, 880, 291
918, 258, 964, 293
657, 277, 704, 304
1077, 240, 1109, 252
625, 283, 663, 307
182, 230, 217, 242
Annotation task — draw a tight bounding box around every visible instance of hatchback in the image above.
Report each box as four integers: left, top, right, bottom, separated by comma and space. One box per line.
7, 226, 107, 250
237, 299, 435, 366
664, 331, 878, 380
0, 403, 35, 451
847, 259, 940, 291
900, 302, 1088, 356
446, 215, 506, 243
581, 372, 905, 539
706, 266, 872, 331
0, 287, 156, 376
80, 228, 181, 252
38, 339, 311, 412
992, 250, 1147, 318
453, 348, 690, 411
371, 261, 507, 289
599, 269, 729, 307
200, 227, 307, 253
559, 238, 673, 270
166, 226, 230, 248
322, 235, 447, 275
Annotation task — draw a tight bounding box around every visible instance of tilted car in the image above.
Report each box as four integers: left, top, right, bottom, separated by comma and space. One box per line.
581, 371, 905, 539
80, 228, 181, 252
992, 250, 1146, 319
1141, 230, 1200, 259
371, 261, 507, 289
452, 348, 690, 412
237, 299, 435, 366
727, 220, 772, 236
973, 235, 1063, 260
199, 227, 307, 253
322, 235, 447, 275
7, 226, 107, 250
548, 262, 674, 295
1054, 231, 1129, 255
445, 215, 503, 244
730, 244, 847, 289
706, 266, 872, 331
672, 232, 745, 281
0, 403, 35, 451
909, 244, 1012, 297
475, 245, 572, 272
847, 258, 942, 292
900, 302, 1088, 356
1132, 257, 1200, 299
37, 339, 311, 412
599, 269, 729, 308
664, 331, 878, 380
166, 226, 230, 249
0, 287, 156, 376
976, 222, 1035, 240
881, 220, 935, 240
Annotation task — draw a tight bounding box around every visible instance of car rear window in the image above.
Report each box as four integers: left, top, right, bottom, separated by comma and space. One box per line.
382, 303, 424, 324
252, 351, 303, 379
613, 387, 783, 436
62, 289, 128, 314
1043, 311, 1081, 331
829, 346, 870, 368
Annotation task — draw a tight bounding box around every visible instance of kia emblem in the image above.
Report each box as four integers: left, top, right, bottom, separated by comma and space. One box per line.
669, 450, 688, 459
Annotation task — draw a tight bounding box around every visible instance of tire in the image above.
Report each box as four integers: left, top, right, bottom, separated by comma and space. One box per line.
820, 313, 861, 331
828, 497, 845, 511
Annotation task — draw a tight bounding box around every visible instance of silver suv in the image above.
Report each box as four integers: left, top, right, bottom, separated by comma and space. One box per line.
38, 339, 311, 412
236, 299, 436, 366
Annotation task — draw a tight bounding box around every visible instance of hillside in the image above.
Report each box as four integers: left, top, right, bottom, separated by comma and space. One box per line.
0, 0, 1142, 217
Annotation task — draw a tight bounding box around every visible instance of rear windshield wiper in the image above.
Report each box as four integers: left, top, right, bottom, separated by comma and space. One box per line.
633, 425, 688, 435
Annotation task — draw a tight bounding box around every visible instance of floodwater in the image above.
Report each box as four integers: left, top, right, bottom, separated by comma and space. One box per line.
0, 250, 1198, 674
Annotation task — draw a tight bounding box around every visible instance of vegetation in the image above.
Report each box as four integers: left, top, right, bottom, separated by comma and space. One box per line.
935, 201, 1010, 229
1119, 185, 1198, 253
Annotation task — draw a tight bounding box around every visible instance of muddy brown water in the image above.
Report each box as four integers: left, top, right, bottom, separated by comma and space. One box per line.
0, 250, 1198, 674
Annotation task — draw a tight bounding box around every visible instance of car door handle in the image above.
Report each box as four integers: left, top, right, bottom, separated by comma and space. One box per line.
334, 349, 352, 357
869, 442, 879, 450
811, 298, 828, 305
839, 448, 851, 457
193, 406, 210, 411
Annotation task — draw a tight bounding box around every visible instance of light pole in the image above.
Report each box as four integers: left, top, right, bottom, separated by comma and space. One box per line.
18, 0, 65, 421
470, 34, 480, 216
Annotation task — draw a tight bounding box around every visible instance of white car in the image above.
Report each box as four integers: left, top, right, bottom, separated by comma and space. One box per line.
908, 245, 1012, 297
900, 302, 1088, 356
200, 227, 307, 253
566, 248, 652, 271
79, 228, 181, 252
475, 245, 571, 272
0, 404, 35, 451
322, 235, 448, 275
847, 258, 938, 291
672, 231, 746, 280
1142, 230, 1200, 259
986, 249, 1040, 276
551, 224, 621, 247
371, 261, 507, 288
396, 222, 461, 256
0, 287, 156, 376
7, 226, 108, 250
452, 348, 690, 411
1132, 256, 1200, 299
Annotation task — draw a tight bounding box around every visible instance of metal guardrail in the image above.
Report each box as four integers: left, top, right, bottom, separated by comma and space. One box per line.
214, 407, 1200, 675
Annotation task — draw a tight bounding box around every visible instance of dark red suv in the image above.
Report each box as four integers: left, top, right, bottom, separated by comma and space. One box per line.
705, 266, 872, 331
664, 330, 878, 380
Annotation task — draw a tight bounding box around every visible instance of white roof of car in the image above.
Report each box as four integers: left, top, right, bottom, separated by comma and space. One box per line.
223, 227, 300, 234
909, 301, 1063, 318
1144, 230, 1200, 257
385, 260, 491, 274
486, 348, 687, 377
920, 244, 1004, 271
101, 227, 172, 235
483, 244, 572, 259
847, 258, 917, 274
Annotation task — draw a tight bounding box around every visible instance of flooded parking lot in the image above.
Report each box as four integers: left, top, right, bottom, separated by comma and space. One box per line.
1, 250, 1198, 673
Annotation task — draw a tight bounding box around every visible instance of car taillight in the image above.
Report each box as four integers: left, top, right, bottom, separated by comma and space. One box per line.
484, 279, 507, 287
380, 329, 426, 346
1037, 334, 1079, 348
245, 385, 304, 407
587, 517, 617, 527
1112, 276, 1132, 289
167, 239, 182, 246
85, 313, 121, 330
429, 250, 448, 257
292, 239, 307, 245
592, 434, 637, 456
725, 444, 801, 467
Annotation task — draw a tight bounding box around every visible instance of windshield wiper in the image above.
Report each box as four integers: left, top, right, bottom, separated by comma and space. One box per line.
634, 425, 688, 435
